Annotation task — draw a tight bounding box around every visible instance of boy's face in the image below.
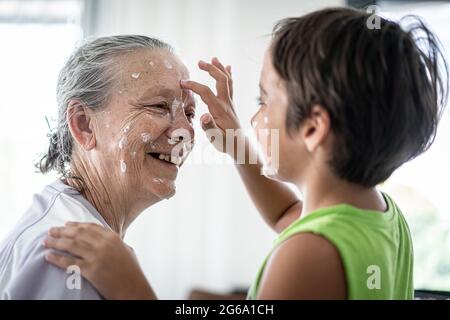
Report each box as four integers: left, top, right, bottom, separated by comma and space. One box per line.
251, 48, 311, 184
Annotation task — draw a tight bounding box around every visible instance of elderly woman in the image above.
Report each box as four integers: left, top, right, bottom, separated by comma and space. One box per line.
0, 35, 195, 299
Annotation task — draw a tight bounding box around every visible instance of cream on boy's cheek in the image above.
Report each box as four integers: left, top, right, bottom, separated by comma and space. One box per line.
251, 111, 276, 170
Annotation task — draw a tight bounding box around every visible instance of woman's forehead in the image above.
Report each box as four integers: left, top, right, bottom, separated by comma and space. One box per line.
120, 49, 187, 76
116, 49, 188, 94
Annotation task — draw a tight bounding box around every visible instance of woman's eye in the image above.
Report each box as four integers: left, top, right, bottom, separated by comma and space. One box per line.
145, 103, 169, 114
186, 111, 195, 120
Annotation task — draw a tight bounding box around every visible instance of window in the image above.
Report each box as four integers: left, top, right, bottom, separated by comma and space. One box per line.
377, 1, 450, 291
0, 0, 83, 236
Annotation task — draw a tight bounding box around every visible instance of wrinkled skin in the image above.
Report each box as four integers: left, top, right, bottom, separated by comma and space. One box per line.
68, 48, 196, 236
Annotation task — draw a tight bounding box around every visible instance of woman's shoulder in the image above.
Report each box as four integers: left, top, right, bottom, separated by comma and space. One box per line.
0, 181, 102, 269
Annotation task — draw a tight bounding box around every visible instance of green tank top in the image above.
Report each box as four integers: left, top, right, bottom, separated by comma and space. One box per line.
247, 193, 414, 299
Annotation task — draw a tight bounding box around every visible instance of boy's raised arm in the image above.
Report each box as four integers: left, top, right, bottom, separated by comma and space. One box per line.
180, 57, 301, 233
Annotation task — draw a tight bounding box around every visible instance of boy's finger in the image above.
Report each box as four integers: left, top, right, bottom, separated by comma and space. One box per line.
198, 60, 230, 100
211, 57, 234, 99
43, 237, 89, 258
201, 114, 225, 151
180, 80, 221, 115
211, 57, 230, 77
49, 225, 99, 244
200, 113, 219, 132
45, 252, 83, 271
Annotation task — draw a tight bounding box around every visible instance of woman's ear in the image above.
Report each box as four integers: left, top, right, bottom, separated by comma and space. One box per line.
67, 100, 96, 150
301, 105, 330, 153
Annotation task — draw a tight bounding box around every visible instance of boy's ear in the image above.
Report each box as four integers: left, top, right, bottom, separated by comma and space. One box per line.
301, 105, 330, 153
67, 100, 96, 151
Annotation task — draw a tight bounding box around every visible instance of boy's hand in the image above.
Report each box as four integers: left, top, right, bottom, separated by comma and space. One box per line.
181, 57, 242, 157
44, 222, 156, 300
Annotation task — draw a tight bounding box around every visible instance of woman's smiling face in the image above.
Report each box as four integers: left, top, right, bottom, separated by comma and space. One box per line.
91, 48, 195, 201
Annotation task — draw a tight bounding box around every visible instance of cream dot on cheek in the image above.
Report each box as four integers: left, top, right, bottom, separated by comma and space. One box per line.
152, 178, 176, 199
120, 160, 127, 173
131, 72, 140, 79
118, 136, 127, 149
141, 132, 152, 143
171, 98, 182, 117
263, 116, 269, 124
149, 142, 158, 150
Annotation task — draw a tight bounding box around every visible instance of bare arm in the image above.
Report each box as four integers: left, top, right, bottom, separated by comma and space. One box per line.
257, 233, 347, 299
44, 222, 156, 300
181, 58, 302, 233
234, 136, 301, 233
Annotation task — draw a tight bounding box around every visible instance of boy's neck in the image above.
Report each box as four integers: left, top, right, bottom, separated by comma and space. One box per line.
298, 169, 387, 217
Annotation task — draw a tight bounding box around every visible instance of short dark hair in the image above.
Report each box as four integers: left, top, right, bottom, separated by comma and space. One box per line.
272, 7, 448, 187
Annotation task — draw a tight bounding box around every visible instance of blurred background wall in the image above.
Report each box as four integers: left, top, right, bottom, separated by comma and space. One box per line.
0, 0, 449, 299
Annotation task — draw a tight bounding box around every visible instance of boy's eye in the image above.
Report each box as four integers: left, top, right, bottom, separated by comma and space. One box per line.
256, 96, 267, 106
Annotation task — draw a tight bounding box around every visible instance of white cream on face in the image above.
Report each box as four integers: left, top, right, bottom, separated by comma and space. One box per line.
171, 98, 182, 118
140, 132, 152, 143
106, 49, 193, 202
120, 159, 127, 173
164, 59, 173, 69
263, 116, 269, 124
149, 142, 158, 150
152, 178, 164, 184
118, 136, 127, 149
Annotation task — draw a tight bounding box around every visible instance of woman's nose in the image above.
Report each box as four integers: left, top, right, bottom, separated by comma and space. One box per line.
166, 113, 195, 143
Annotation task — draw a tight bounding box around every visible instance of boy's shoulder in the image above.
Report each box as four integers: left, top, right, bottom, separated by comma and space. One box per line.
258, 232, 347, 299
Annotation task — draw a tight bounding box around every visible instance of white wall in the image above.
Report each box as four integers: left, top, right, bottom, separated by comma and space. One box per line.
84, 0, 344, 299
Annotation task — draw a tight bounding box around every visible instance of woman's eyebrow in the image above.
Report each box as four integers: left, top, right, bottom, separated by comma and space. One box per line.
138, 88, 177, 100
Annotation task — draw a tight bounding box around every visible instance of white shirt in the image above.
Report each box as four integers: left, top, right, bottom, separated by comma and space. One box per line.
0, 179, 111, 299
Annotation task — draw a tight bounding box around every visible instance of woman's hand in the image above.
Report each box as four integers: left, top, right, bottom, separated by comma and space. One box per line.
43, 222, 156, 300
181, 57, 242, 157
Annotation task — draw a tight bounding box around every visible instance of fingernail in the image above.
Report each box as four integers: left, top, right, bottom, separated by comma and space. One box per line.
199, 60, 207, 67
180, 79, 187, 85
203, 115, 211, 124
42, 239, 48, 247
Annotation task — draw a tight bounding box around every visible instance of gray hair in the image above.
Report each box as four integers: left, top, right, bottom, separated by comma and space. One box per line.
37, 35, 173, 176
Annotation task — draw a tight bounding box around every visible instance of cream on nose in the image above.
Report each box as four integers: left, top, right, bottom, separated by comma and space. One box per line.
167, 117, 194, 145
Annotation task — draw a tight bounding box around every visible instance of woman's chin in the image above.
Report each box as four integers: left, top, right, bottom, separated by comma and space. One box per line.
146, 177, 177, 200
